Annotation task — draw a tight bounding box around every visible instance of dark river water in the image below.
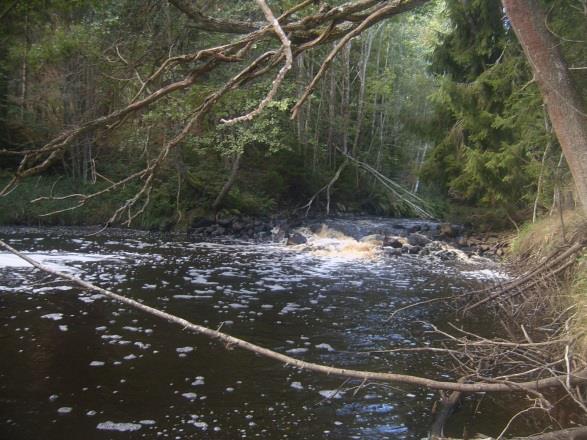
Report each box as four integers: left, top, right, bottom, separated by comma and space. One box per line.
0, 220, 531, 440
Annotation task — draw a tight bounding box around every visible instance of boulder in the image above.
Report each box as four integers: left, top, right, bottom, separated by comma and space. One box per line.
254, 224, 266, 233
384, 248, 403, 257
408, 245, 422, 255
480, 244, 491, 252
232, 221, 245, 232
425, 241, 443, 251
439, 223, 455, 237
309, 223, 323, 234
361, 234, 384, 243
436, 250, 457, 260
383, 237, 403, 248
217, 217, 233, 227
191, 217, 215, 229
407, 233, 431, 247
211, 226, 226, 236
287, 232, 307, 245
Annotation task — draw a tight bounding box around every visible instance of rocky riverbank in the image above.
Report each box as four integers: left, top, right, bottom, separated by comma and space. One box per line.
187, 215, 509, 261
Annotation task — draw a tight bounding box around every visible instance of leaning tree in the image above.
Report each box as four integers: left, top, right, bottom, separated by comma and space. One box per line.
502, 0, 587, 216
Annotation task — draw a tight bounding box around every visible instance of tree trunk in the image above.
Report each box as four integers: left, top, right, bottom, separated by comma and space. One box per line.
341, 41, 351, 154
212, 153, 242, 212
20, 11, 29, 121
503, 0, 587, 214
327, 55, 336, 167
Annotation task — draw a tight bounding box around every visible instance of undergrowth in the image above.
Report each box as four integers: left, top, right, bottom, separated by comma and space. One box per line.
510, 209, 587, 356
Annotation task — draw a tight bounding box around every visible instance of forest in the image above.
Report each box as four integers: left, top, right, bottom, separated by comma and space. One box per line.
0, 0, 583, 229
1, 0, 587, 439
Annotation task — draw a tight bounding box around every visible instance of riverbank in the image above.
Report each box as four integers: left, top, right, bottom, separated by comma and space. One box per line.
431, 209, 587, 439
508, 210, 587, 357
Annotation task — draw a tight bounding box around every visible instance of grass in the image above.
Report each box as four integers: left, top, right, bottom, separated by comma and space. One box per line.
0, 174, 156, 228
509, 209, 587, 356
510, 209, 587, 262
570, 256, 587, 357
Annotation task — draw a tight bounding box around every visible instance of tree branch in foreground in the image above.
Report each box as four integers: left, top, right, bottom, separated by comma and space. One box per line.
1, 238, 586, 395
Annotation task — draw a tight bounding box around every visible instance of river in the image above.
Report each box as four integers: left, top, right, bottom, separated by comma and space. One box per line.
0, 219, 530, 439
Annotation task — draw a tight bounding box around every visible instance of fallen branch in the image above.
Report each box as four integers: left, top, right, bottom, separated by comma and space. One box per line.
1, 238, 587, 394
298, 159, 348, 216
511, 426, 587, 440
337, 147, 435, 218
463, 240, 585, 314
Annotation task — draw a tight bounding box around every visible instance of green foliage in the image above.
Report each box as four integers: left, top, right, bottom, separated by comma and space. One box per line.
193, 97, 295, 156
422, 0, 576, 219
7, 0, 553, 227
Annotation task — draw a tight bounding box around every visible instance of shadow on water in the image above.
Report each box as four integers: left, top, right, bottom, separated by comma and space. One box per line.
0, 219, 537, 439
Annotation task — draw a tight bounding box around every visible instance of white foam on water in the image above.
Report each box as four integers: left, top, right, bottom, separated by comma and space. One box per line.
191, 377, 205, 386
315, 343, 335, 352
97, 421, 142, 432
461, 268, 509, 280
41, 313, 63, 321
318, 389, 345, 399
89, 361, 105, 367
285, 347, 308, 354
290, 381, 303, 390
193, 421, 208, 430
228, 303, 248, 309
173, 294, 213, 300
0, 252, 122, 272
33, 286, 73, 293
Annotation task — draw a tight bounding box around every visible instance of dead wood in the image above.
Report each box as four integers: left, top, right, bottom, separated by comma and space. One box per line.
511, 426, 587, 439
430, 381, 465, 439
463, 239, 586, 314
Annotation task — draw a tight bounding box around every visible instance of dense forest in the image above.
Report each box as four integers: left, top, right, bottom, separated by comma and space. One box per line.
1, 1, 587, 439
1, 0, 584, 230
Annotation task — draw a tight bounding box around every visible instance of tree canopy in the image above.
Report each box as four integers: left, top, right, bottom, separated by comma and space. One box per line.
0, 0, 585, 228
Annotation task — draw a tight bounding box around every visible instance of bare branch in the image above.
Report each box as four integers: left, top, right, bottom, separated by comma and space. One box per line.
291, 0, 428, 119
221, 0, 294, 125
168, 0, 263, 34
